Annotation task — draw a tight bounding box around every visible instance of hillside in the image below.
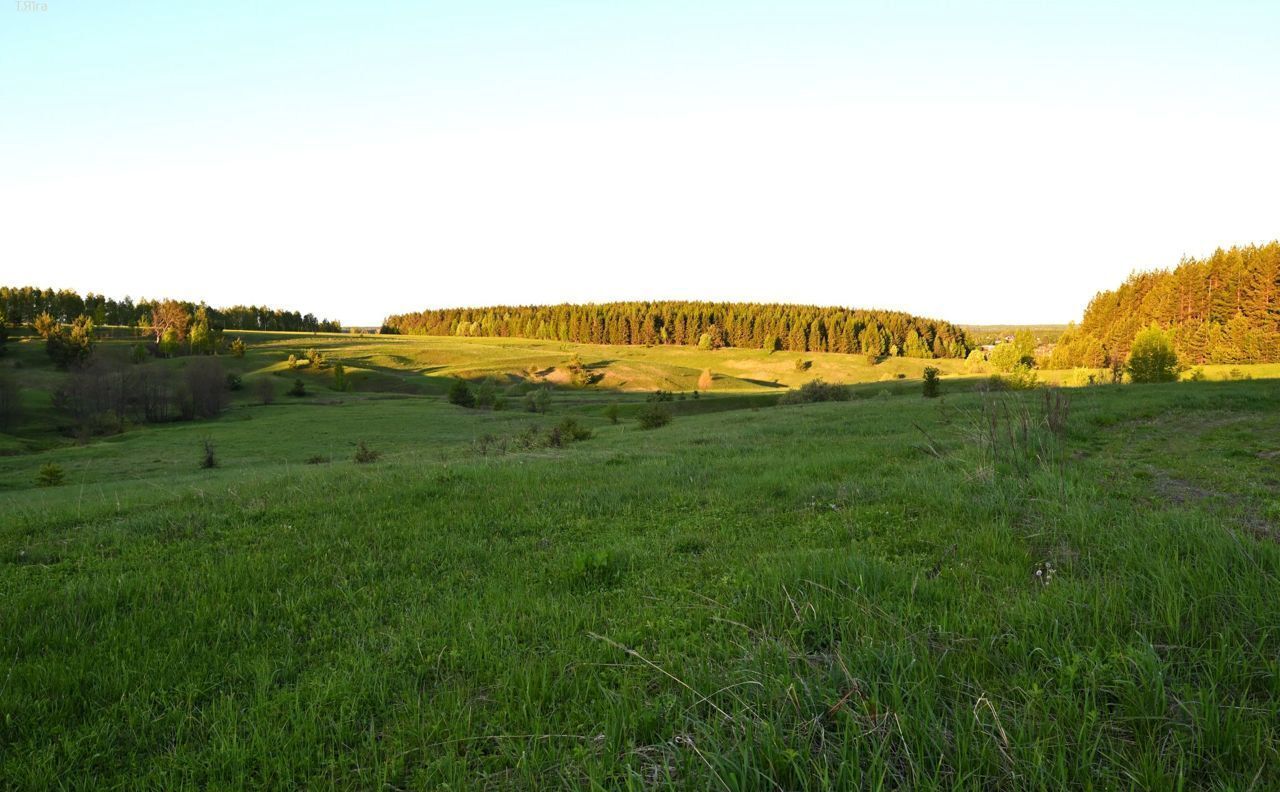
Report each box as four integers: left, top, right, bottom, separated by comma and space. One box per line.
1050, 242, 1280, 367
383, 301, 972, 359
2, 330, 1279, 785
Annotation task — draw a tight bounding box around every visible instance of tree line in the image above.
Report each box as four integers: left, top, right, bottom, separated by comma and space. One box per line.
0, 286, 342, 333
382, 302, 972, 358
1050, 242, 1280, 368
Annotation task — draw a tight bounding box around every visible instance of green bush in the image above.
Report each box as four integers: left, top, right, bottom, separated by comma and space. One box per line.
447, 378, 475, 408
36, 463, 64, 487
353, 441, 380, 464
525, 387, 551, 414
637, 404, 672, 429
550, 418, 592, 445
603, 404, 620, 425
199, 440, 217, 469
288, 379, 307, 397
922, 366, 941, 398
1126, 325, 1179, 383
779, 378, 849, 404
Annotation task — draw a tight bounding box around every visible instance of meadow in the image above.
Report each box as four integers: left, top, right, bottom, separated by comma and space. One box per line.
2, 332, 1279, 789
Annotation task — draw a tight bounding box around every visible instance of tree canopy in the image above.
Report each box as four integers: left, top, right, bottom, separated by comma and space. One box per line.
383, 302, 971, 359
0, 286, 342, 333
1050, 242, 1280, 367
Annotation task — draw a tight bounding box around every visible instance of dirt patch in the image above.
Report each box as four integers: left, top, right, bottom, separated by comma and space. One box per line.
1151, 471, 1217, 506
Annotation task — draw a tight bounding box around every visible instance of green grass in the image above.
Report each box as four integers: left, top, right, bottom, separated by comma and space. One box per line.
2, 335, 1280, 788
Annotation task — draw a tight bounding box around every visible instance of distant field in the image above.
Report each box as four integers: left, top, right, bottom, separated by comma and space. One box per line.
960, 324, 1070, 345
3, 332, 1280, 787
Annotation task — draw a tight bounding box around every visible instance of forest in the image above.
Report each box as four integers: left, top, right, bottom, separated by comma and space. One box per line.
1050, 242, 1280, 368
0, 286, 342, 334
382, 301, 972, 359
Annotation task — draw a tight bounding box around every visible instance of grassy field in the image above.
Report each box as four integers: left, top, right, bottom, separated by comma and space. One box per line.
2, 334, 1280, 788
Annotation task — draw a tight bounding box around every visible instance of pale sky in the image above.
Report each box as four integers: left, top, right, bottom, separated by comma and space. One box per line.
2, 1, 1278, 327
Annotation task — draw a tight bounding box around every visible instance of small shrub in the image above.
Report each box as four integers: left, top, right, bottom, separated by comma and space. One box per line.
287, 353, 298, 369
332, 363, 348, 391
922, 366, 941, 398
199, 439, 217, 469
225, 373, 243, 391
984, 363, 1038, 391
794, 358, 811, 372
554, 417, 593, 443
525, 387, 551, 414
288, 379, 307, 397
1184, 367, 1206, 382
130, 343, 150, 364
36, 463, 65, 487
305, 455, 330, 465
448, 378, 476, 408
255, 378, 276, 405
779, 378, 849, 404
647, 389, 673, 402
1126, 325, 1179, 383
474, 378, 496, 408
492, 396, 507, 411
353, 441, 380, 464
603, 404, 620, 424
229, 338, 246, 358
637, 404, 672, 429
1227, 368, 1252, 381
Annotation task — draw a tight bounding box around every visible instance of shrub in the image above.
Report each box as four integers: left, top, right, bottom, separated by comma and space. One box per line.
306, 348, 325, 368
551, 418, 592, 445
448, 378, 475, 408
225, 373, 243, 391
199, 439, 217, 469
332, 363, 349, 392
229, 337, 246, 358
991, 363, 1038, 391
779, 378, 850, 404
603, 404, 620, 424
353, 441, 380, 463
287, 353, 299, 369
305, 455, 330, 465
130, 343, 150, 364
647, 390, 673, 402
1126, 325, 1179, 383
525, 387, 551, 414
255, 378, 276, 404
288, 379, 307, 397
794, 358, 811, 372
36, 463, 64, 487
922, 366, 941, 398
474, 378, 496, 408
1227, 368, 1252, 381
1184, 367, 1206, 382
637, 404, 672, 429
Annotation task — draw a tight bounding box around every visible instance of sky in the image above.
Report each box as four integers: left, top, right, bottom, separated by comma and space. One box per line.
2, 1, 1278, 327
